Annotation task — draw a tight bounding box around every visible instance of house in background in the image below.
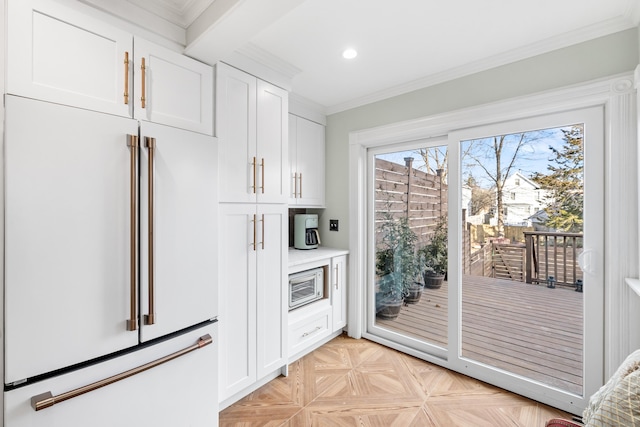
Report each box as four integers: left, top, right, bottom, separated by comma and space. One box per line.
497, 172, 551, 226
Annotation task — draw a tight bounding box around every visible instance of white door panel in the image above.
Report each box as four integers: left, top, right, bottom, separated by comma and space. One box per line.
7, 0, 132, 117
4, 96, 139, 383
134, 38, 213, 135
139, 122, 218, 342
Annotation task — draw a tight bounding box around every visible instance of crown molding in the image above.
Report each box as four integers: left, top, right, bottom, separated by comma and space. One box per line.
289, 93, 327, 125
327, 15, 638, 115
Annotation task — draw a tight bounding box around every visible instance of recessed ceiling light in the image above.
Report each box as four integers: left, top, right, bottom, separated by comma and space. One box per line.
342, 48, 358, 59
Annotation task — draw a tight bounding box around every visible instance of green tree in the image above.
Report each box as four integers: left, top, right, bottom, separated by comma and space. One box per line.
531, 125, 584, 232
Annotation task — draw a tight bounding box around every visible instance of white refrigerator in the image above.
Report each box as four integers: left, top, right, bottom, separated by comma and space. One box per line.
3, 95, 219, 426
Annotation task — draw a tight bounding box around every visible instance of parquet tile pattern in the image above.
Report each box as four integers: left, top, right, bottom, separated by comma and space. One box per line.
220, 334, 572, 426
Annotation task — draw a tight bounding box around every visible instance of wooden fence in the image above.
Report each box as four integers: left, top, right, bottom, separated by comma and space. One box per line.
375, 157, 447, 246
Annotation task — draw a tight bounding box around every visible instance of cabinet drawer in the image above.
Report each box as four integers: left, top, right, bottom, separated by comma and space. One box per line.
288, 306, 331, 355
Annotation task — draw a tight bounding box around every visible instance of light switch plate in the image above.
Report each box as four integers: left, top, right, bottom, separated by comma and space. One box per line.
329, 219, 339, 231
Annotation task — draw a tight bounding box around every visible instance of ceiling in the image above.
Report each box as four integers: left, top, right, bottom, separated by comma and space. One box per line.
85, 0, 640, 115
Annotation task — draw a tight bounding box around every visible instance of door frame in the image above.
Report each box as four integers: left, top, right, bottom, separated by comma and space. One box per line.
347, 73, 637, 414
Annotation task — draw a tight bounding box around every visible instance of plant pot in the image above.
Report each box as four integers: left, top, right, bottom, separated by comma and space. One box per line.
404, 282, 424, 304
376, 297, 403, 320
423, 272, 445, 289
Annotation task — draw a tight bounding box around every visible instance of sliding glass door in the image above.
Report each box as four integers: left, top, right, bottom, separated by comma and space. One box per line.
366, 106, 603, 412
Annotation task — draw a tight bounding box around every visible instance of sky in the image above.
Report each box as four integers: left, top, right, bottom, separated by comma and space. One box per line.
377, 125, 576, 189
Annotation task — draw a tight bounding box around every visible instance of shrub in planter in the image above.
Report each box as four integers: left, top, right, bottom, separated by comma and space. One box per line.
418, 216, 448, 289
375, 216, 420, 318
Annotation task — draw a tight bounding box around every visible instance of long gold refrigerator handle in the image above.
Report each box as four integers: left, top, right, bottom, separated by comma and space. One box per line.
144, 137, 156, 326
31, 334, 213, 411
126, 135, 138, 331
123, 52, 130, 105
140, 57, 146, 109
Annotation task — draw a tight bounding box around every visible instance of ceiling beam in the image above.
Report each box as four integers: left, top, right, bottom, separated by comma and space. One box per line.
185, 0, 306, 65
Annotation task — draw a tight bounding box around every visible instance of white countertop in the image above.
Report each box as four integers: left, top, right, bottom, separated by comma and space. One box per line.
288, 246, 349, 268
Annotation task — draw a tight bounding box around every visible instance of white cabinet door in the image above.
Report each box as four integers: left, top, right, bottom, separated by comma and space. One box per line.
218, 203, 286, 402
5, 323, 218, 427
134, 38, 213, 135
331, 255, 348, 330
256, 204, 287, 378
256, 80, 289, 204
4, 96, 139, 384
138, 122, 218, 343
216, 64, 258, 203
216, 64, 288, 203
7, 0, 132, 117
289, 114, 325, 207
218, 204, 258, 400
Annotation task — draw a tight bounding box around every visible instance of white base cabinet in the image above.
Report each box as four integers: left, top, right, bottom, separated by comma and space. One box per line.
218, 203, 287, 403
287, 249, 348, 362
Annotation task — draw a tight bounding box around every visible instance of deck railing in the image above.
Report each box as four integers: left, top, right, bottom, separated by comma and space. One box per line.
523, 231, 583, 287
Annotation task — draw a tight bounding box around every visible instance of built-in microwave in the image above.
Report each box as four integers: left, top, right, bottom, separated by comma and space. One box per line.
288, 267, 324, 310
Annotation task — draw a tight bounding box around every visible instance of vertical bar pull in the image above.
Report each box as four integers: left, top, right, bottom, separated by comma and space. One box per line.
251, 214, 257, 251
293, 173, 298, 198
140, 57, 146, 109
123, 52, 130, 105
144, 137, 156, 326
335, 264, 339, 290
260, 214, 265, 250
31, 334, 213, 411
299, 172, 302, 198
126, 135, 139, 331
251, 157, 257, 194
260, 158, 265, 194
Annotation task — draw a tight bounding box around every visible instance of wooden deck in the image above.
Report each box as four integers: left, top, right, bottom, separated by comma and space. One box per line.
376, 275, 583, 395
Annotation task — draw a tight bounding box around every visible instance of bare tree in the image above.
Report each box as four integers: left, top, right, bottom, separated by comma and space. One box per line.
465, 133, 529, 237
415, 147, 448, 181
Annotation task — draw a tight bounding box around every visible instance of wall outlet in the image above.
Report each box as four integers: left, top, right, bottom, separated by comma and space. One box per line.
329, 219, 339, 231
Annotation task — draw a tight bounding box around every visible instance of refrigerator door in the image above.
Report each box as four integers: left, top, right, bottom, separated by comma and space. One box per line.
5, 322, 218, 427
4, 96, 139, 384
138, 122, 218, 342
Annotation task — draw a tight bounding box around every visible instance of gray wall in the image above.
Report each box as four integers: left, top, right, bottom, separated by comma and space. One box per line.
320, 28, 639, 249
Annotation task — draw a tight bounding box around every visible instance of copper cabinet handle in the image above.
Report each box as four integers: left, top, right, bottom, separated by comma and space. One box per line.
126, 135, 138, 331
251, 214, 257, 251
299, 172, 302, 198
31, 334, 213, 411
260, 158, 265, 194
260, 214, 265, 250
140, 57, 146, 109
123, 52, 130, 105
293, 172, 298, 198
144, 137, 156, 326
251, 157, 257, 194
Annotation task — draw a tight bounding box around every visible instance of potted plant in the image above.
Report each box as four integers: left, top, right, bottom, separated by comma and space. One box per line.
419, 216, 448, 289
375, 216, 419, 319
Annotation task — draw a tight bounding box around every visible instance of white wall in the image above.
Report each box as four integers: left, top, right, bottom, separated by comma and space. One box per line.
322, 27, 640, 374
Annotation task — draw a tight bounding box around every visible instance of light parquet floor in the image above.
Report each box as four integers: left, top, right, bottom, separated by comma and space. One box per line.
219, 334, 572, 426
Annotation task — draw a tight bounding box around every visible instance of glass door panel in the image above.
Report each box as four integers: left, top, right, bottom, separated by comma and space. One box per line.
459, 124, 586, 395
371, 144, 449, 353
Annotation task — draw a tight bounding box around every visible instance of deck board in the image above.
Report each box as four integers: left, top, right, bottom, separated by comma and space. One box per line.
376, 274, 583, 395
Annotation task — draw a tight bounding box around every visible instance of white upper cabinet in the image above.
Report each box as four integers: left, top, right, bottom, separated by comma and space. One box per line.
134, 38, 213, 135
289, 114, 325, 207
7, 0, 213, 135
7, 0, 133, 117
216, 63, 288, 204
